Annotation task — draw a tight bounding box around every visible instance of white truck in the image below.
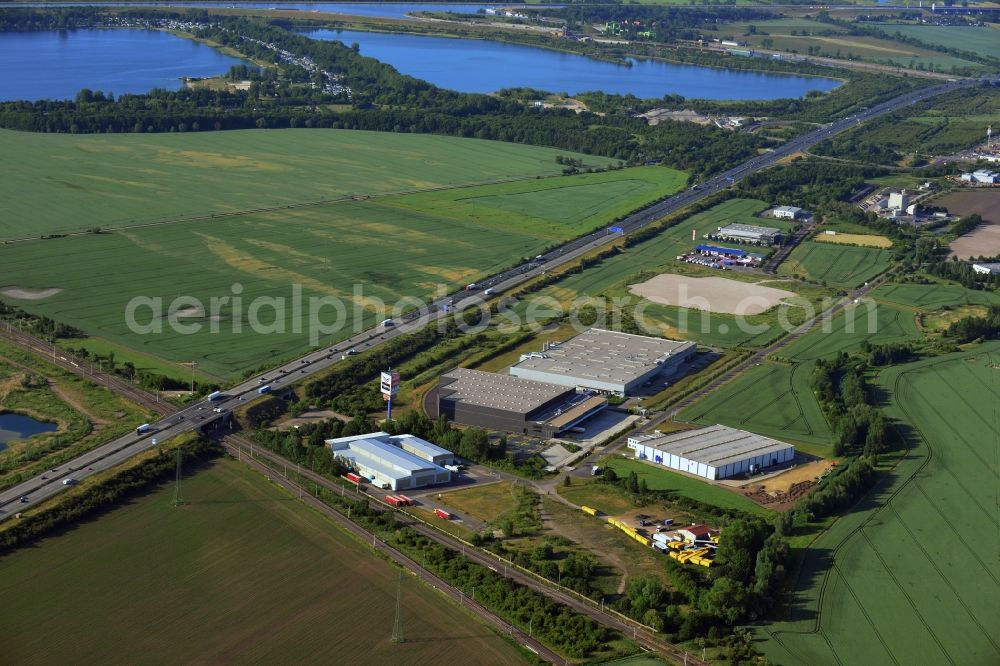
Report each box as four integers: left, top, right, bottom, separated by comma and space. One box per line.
136, 423, 152, 434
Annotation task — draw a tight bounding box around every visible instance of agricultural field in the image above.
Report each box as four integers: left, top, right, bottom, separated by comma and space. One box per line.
604, 458, 771, 515
0, 167, 684, 378
710, 18, 983, 72
0, 458, 530, 664
677, 300, 922, 452
778, 240, 893, 288
0, 128, 618, 240
937, 190, 1000, 258
756, 344, 1000, 666
813, 232, 892, 248
875, 23, 1000, 60
871, 282, 1000, 311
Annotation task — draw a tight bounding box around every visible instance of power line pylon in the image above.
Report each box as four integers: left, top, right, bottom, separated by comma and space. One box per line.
391, 570, 404, 644
171, 448, 185, 507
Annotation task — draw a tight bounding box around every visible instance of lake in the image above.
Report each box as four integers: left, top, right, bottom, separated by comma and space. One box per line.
6, 3, 509, 20
305, 29, 840, 100
0, 29, 247, 101
0, 412, 58, 450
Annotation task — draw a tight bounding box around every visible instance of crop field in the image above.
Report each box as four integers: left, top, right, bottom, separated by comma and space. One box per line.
756, 344, 1000, 666
0, 458, 529, 664
813, 232, 892, 248
0, 127, 617, 240
778, 240, 892, 288
871, 282, 1000, 311
677, 301, 922, 451
714, 19, 982, 71
0, 167, 683, 378
605, 458, 771, 515
875, 23, 1000, 60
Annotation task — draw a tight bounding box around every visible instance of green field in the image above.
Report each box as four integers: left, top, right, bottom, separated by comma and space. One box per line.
606, 458, 771, 515
0, 166, 684, 378
677, 301, 922, 451
876, 23, 1000, 60
871, 282, 1000, 310
0, 458, 529, 664
756, 344, 1000, 665
779, 240, 893, 288
0, 128, 618, 240
505, 198, 829, 349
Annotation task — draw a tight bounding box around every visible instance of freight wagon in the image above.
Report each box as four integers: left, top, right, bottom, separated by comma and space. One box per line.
434, 508, 451, 520
581, 506, 598, 516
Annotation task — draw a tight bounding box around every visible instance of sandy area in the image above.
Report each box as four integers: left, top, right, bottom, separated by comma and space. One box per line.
755, 459, 836, 493
629, 274, 795, 315
0, 286, 62, 300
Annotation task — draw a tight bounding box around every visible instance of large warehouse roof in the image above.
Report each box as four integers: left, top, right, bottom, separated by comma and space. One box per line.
630, 424, 791, 469
326, 432, 447, 484
510, 328, 695, 388
439, 367, 570, 413
717, 223, 781, 238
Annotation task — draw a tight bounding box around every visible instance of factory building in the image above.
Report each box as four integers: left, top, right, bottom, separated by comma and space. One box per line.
772, 205, 803, 220
437, 367, 607, 438
708, 222, 783, 246
627, 424, 794, 481
509, 328, 696, 396
960, 170, 1000, 184
326, 432, 453, 491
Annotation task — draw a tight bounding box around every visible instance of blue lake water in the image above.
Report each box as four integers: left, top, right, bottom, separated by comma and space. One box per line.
0, 29, 247, 101
0, 412, 58, 450
305, 29, 841, 100
6, 3, 511, 20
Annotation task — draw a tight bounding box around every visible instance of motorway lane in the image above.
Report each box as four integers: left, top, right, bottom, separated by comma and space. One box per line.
1, 75, 991, 519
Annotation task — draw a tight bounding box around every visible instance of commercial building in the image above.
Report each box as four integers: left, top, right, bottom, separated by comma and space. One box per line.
694, 244, 747, 259
772, 205, 803, 220
972, 262, 1000, 275
510, 328, 696, 396
961, 170, 1000, 184
627, 424, 794, 481
437, 367, 607, 438
708, 223, 783, 246
326, 432, 453, 491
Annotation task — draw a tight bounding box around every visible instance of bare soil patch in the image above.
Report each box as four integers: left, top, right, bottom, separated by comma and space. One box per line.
939, 190, 1000, 258
0, 286, 62, 300
629, 274, 795, 315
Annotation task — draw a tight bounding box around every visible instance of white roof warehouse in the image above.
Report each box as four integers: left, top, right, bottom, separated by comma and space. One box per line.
326, 432, 454, 491
627, 424, 794, 480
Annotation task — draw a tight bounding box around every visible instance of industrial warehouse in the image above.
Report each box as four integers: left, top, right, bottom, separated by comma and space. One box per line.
326, 432, 455, 491
509, 328, 696, 396
627, 424, 795, 480
436, 367, 607, 438
706, 222, 783, 246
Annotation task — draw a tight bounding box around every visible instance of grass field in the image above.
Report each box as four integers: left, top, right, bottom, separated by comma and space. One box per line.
677, 301, 922, 452
605, 458, 771, 515
813, 232, 892, 248
876, 23, 1000, 60
0, 457, 529, 664
0, 166, 684, 378
504, 198, 831, 349
779, 240, 893, 288
0, 128, 618, 240
871, 282, 1000, 311
755, 344, 1000, 665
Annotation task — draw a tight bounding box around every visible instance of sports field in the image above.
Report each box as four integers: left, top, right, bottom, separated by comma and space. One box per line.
0, 128, 617, 240
0, 166, 684, 378
0, 458, 528, 664
756, 344, 1000, 665
779, 240, 893, 288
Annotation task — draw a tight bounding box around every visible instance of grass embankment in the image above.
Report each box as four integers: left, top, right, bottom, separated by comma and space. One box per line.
0, 457, 531, 664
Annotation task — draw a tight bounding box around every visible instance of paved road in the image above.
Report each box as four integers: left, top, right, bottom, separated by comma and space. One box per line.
1, 74, 990, 518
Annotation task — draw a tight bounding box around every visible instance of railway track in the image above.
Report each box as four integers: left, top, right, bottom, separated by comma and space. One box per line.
223, 433, 708, 666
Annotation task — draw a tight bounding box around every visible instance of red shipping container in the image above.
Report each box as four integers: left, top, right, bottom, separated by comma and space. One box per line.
398, 495, 413, 506
434, 508, 451, 520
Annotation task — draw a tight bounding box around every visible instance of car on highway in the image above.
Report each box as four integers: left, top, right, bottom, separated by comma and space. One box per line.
62, 478, 77, 486
19, 496, 28, 503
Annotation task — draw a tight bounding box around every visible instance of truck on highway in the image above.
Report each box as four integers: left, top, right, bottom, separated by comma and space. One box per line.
207, 390, 223, 401
380, 318, 395, 328
136, 423, 152, 434
258, 385, 271, 394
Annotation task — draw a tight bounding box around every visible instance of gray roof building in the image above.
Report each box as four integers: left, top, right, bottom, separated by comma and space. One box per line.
509, 328, 696, 396
326, 432, 452, 491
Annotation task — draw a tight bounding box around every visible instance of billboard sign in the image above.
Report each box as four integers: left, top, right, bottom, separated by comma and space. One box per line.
380, 370, 400, 398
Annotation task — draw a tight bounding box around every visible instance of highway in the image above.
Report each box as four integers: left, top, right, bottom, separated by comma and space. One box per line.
0, 74, 991, 519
